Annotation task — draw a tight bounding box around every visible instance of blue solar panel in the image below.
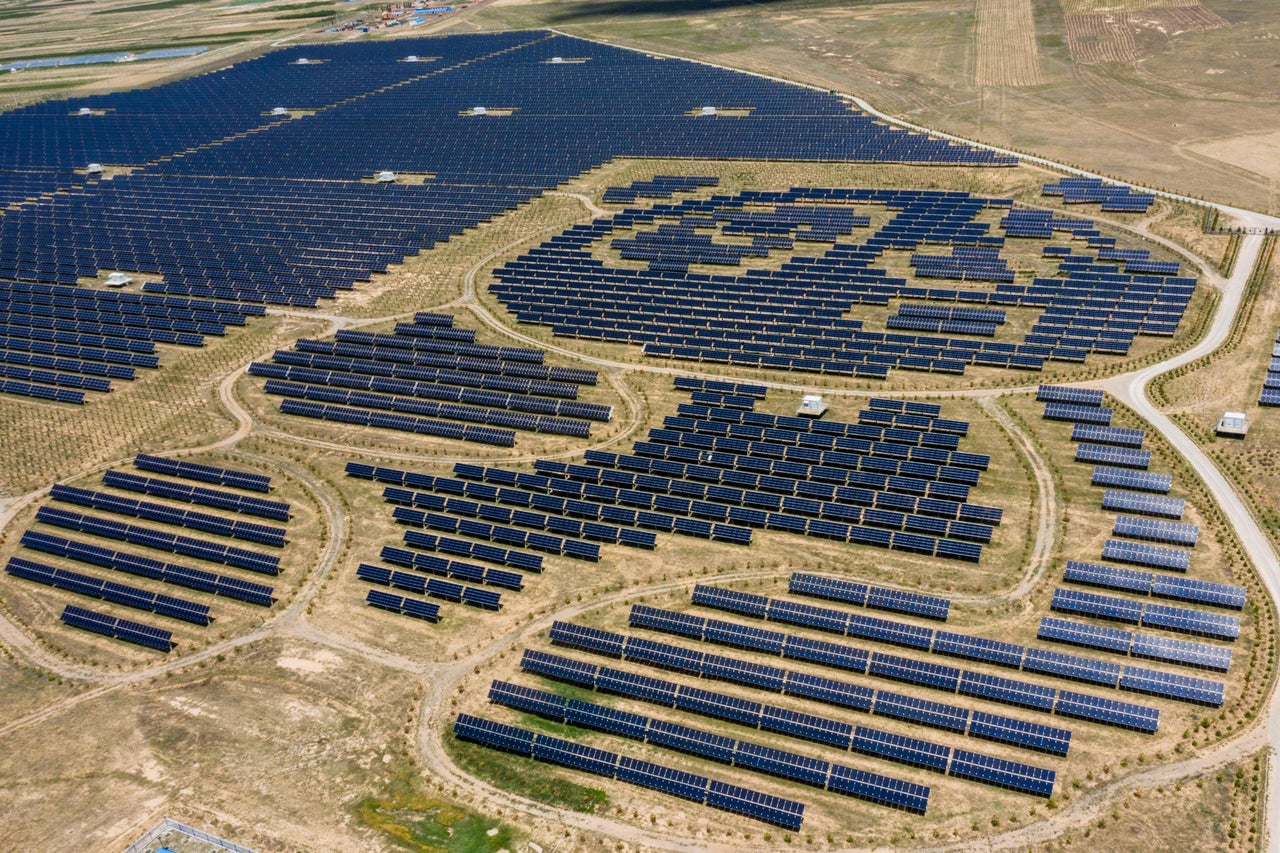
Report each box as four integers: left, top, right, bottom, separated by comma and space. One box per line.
1072, 423, 1145, 448
1037, 385, 1103, 406
1101, 539, 1191, 572
1052, 690, 1159, 733
1112, 515, 1199, 547
1101, 490, 1183, 519
1043, 402, 1112, 424
1091, 467, 1172, 494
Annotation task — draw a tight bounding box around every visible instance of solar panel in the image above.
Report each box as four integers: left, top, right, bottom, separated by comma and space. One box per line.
1091, 467, 1172, 494
1119, 666, 1225, 706
1072, 423, 1145, 448
1022, 647, 1120, 687
1037, 385, 1104, 406
788, 572, 950, 620
1101, 490, 1184, 519
1052, 690, 1159, 733
947, 749, 1055, 797
1112, 516, 1199, 547
1043, 402, 1112, 424
1075, 444, 1151, 469
1050, 588, 1142, 624
1101, 539, 1191, 572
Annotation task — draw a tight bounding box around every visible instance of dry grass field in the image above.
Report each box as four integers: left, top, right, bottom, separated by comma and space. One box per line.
452, 0, 1280, 214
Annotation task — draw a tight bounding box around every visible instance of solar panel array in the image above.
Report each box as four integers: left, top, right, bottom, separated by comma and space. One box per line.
559, 617, 1072, 756
346, 457, 663, 621
1042, 178, 1155, 213
1062, 560, 1244, 609
1043, 402, 1112, 425
1262, 328, 1280, 405
1100, 490, 1184, 520
1091, 467, 1172, 494
1037, 385, 1104, 406
603, 175, 720, 204
1071, 423, 1145, 448
487, 679, 930, 813
0, 281, 265, 405
4, 456, 292, 648
0, 32, 1014, 389
1101, 539, 1191, 572
1075, 444, 1151, 470
60, 603, 173, 652
508, 390, 999, 560
789, 573, 951, 621
253, 312, 607, 447
629, 603, 1155, 733
1112, 515, 1199, 547
493, 185, 1196, 380
521, 647, 1057, 797
336, 388, 999, 562
454, 712, 807, 828
692, 584, 1220, 707
1050, 589, 1238, 642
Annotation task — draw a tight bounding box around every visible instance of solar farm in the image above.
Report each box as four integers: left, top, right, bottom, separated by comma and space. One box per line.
0, 16, 1276, 853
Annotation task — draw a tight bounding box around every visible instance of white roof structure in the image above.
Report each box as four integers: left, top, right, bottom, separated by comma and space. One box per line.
797, 394, 828, 417
375, 171, 398, 183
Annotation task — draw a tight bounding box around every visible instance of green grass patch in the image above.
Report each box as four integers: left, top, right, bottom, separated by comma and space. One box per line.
450, 735, 608, 813
357, 766, 517, 853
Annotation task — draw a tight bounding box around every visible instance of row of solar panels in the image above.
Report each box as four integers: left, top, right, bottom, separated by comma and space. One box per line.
693, 585, 1224, 706
487, 679, 929, 813
281, 399, 518, 446
102, 470, 291, 521
1261, 327, 1280, 405
520, 648, 1057, 797
134, 453, 271, 493
672, 375, 767, 398
357, 562, 501, 610
789, 572, 950, 621
289, 340, 583, 398
452, 458, 986, 558
1063, 560, 1242, 609
626, 603, 1159, 733
455, 712, 807, 829
61, 604, 173, 652
7, 557, 211, 625
1050, 588, 1238, 641
20, 529, 274, 606
1039, 616, 1229, 672
540, 453, 1000, 526
49, 484, 286, 547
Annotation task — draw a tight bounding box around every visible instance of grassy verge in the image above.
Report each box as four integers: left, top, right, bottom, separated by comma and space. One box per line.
448, 735, 609, 814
